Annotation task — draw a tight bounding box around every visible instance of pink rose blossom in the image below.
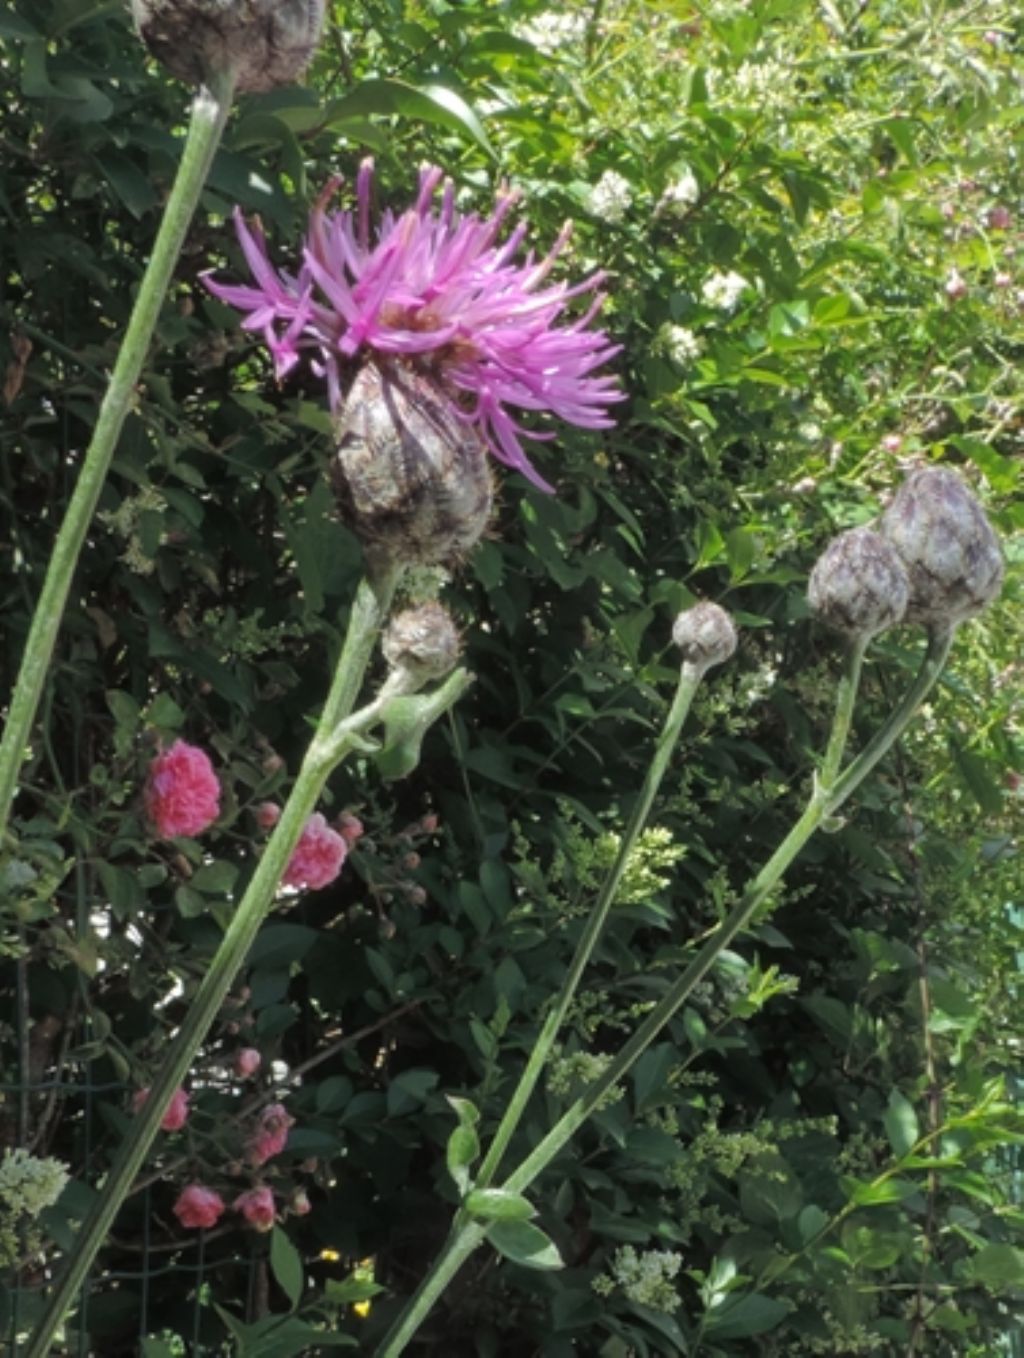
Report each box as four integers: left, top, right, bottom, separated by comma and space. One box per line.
144, 740, 221, 839
256, 801, 281, 830
234, 1048, 262, 1079
234, 1185, 276, 1232
282, 812, 347, 890
203, 160, 622, 492
173, 1184, 225, 1229
246, 1102, 295, 1166
133, 1085, 190, 1132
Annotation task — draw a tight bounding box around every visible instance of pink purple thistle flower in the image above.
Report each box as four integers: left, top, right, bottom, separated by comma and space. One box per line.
203, 160, 623, 492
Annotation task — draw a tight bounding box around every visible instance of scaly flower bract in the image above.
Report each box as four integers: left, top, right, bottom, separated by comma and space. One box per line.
204, 161, 622, 491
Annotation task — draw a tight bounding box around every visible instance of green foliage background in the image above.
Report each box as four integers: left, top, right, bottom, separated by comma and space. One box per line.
1, 0, 1022, 1354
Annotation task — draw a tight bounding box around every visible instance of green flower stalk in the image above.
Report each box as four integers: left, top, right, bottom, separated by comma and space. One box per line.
23, 564, 402, 1358
0, 71, 236, 843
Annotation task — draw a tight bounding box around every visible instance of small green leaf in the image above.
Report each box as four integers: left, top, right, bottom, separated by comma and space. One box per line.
883, 1089, 920, 1158
704, 1293, 790, 1340
446, 1125, 480, 1195
465, 1188, 535, 1222
487, 1219, 563, 1271
966, 1243, 1024, 1291
269, 1227, 304, 1308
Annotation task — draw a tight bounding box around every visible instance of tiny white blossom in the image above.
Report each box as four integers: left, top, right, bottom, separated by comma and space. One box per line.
661, 324, 703, 365
589, 170, 632, 224
0, 1149, 70, 1218
514, 12, 588, 58
661, 167, 700, 211
701, 269, 749, 310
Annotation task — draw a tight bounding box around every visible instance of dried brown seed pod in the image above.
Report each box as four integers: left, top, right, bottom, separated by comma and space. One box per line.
131, 0, 325, 93
382, 603, 461, 681
333, 361, 493, 565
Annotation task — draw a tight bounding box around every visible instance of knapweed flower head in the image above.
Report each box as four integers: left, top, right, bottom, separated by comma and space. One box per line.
133, 1085, 190, 1132
672, 602, 738, 671
808, 527, 910, 639
234, 1185, 276, 1232
282, 813, 347, 891
879, 466, 1003, 628
144, 739, 220, 839
203, 160, 621, 494
173, 1184, 225, 1230
246, 1102, 295, 1167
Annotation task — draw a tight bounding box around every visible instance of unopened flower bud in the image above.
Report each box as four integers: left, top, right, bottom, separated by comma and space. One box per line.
336, 812, 364, 845
419, 813, 439, 834
255, 801, 281, 831
131, 0, 325, 93
383, 602, 460, 681
333, 362, 492, 565
808, 527, 910, 638
672, 602, 737, 670
234, 1047, 261, 1079
879, 467, 1004, 627
291, 1188, 312, 1216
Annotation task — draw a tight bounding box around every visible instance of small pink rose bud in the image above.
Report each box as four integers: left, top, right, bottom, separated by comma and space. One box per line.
300, 1157, 319, 1174
234, 1048, 262, 1079
173, 1184, 225, 1230
291, 1189, 312, 1216
246, 1102, 295, 1166
336, 812, 364, 845
256, 801, 281, 830
881, 434, 903, 454
234, 1185, 276, 1232
133, 1085, 190, 1132
419, 813, 439, 834
945, 269, 968, 301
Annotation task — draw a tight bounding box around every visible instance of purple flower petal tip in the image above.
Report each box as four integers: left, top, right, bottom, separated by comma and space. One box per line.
204, 161, 622, 489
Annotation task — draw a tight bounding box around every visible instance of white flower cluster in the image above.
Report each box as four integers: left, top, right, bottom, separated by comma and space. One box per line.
732, 59, 789, 108
588, 170, 632, 224
660, 167, 700, 212
513, 11, 588, 58
701, 269, 749, 310
0, 1148, 70, 1218
660, 323, 703, 365
598, 1244, 684, 1312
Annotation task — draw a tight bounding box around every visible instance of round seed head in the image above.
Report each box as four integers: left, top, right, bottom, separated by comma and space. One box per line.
383, 603, 461, 681
333, 362, 493, 566
879, 467, 1004, 627
808, 527, 910, 637
131, 0, 325, 93
672, 602, 738, 670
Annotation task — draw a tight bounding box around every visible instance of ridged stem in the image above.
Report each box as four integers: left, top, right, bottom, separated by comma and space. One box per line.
373, 627, 954, 1357
474, 660, 706, 1190
23, 565, 401, 1358
0, 72, 237, 844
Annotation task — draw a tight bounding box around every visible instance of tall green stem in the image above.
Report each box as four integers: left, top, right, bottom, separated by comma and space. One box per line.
374, 627, 954, 1357
474, 661, 705, 1190
0, 72, 236, 843
23, 565, 400, 1358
